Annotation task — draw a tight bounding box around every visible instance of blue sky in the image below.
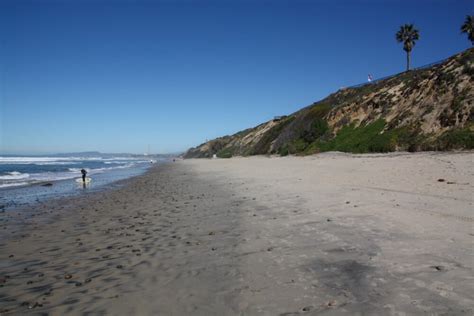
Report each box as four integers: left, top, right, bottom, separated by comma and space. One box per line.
1, 0, 472, 154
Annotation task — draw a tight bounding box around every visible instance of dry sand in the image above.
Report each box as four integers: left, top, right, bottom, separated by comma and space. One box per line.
0, 152, 473, 315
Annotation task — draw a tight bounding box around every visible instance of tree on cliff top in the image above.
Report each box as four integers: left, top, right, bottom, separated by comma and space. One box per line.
396, 24, 420, 71
461, 15, 474, 45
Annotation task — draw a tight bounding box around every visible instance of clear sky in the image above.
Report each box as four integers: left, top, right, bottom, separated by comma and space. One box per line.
1, 0, 472, 154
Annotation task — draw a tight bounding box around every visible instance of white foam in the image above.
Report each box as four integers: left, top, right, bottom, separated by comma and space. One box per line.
29, 172, 78, 182
40, 163, 136, 182
0, 172, 30, 180
0, 156, 151, 189
0, 181, 30, 188
34, 162, 80, 165
0, 156, 111, 164
0, 156, 151, 164
0, 157, 75, 164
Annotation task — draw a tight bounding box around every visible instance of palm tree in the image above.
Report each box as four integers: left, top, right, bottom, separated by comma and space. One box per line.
461, 15, 474, 45
396, 24, 420, 71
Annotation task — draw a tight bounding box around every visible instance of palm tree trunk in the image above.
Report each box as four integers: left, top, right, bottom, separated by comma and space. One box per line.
406, 51, 410, 71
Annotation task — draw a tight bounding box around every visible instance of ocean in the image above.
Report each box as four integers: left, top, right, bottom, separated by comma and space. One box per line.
0, 155, 160, 209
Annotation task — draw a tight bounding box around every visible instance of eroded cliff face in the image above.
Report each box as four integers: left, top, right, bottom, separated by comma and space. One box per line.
185, 48, 473, 158
326, 54, 473, 135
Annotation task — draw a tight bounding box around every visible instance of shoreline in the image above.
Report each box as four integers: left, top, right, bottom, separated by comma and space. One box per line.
0, 163, 168, 241
0, 161, 156, 213
0, 152, 473, 315
0, 161, 244, 314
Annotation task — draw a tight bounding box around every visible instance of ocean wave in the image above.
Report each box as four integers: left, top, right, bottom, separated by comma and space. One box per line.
0, 157, 149, 190
0, 157, 79, 164
0, 156, 148, 165
0, 171, 30, 180
1, 171, 81, 185
0, 156, 108, 164
98, 162, 136, 171
28, 172, 79, 182
0, 181, 31, 188
4, 163, 137, 184
33, 162, 80, 166
68, 163, 136, 173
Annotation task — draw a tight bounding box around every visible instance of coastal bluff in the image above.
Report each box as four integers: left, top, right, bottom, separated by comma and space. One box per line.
185, 48, 473, 158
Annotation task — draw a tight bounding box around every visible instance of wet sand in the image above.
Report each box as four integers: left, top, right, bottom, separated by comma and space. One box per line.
0, 152, 473, 315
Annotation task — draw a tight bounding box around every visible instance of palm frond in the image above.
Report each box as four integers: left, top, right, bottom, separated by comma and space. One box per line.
396, 24, 420, 52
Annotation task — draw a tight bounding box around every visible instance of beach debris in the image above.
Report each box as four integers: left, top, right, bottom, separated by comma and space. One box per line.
28, 302, 43, 309
346, 201, 350, 204
437, 178, 445, 182
116, 265, 123, 269
327, 218, 332, 222
431, 265, 445, 271
326, 300, 337, 307
302, 305, 314, 312
267, 247, 274, 252
208, 231, 215, 235
21, 301, 43, 309
64, 274, 72, 279
85, 278, 92, 283
75, 281, 83, 287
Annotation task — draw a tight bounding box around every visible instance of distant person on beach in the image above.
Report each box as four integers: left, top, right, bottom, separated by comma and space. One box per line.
81, 169, 87, 183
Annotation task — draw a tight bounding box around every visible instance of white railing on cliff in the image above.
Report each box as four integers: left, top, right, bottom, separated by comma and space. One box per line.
347, 56, 452, 89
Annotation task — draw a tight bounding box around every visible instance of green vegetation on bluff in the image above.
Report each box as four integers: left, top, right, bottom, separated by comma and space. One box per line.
436, 127, 474, 150
315, 120, 400, 153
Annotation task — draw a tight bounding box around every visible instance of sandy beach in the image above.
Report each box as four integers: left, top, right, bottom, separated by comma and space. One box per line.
0, 152, 473, 315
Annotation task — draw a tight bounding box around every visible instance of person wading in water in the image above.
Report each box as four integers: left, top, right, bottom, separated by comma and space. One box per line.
81, 168, 87, 187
